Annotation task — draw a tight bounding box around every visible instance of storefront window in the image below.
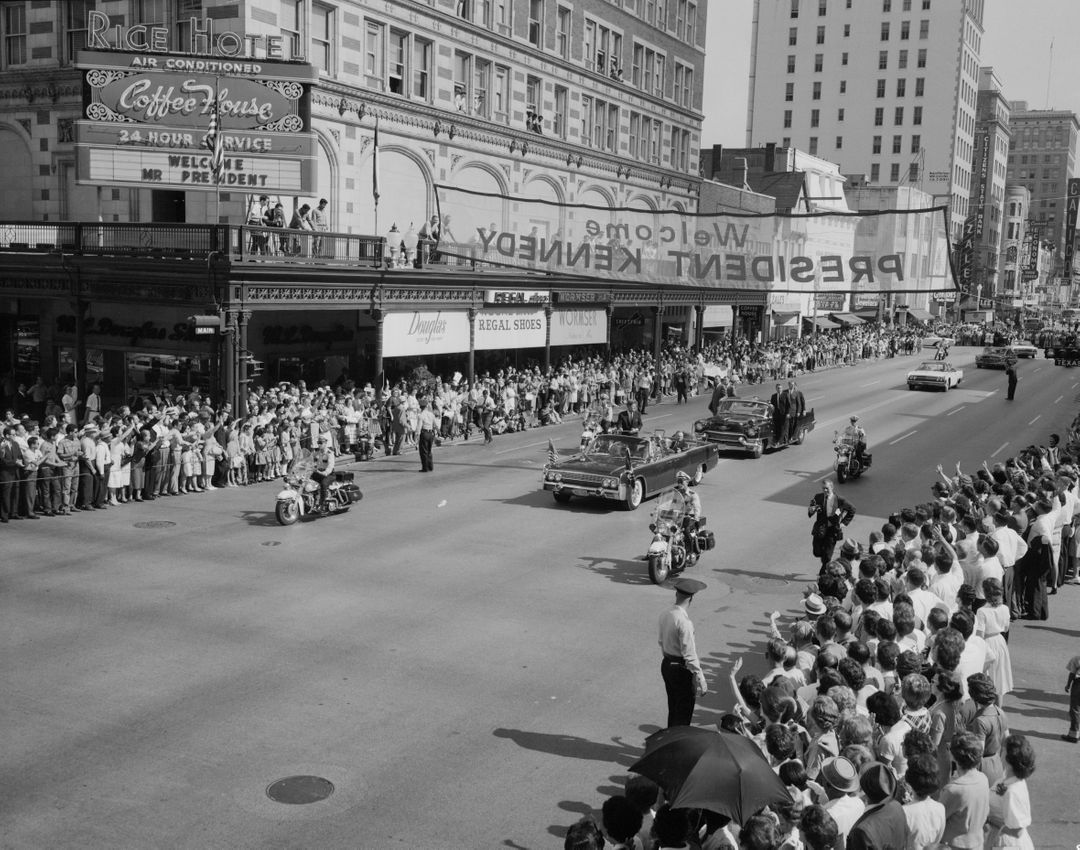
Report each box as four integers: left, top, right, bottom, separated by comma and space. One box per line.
57, 346, 104, 386
126, 353, 210, 397
15, 319, 39, 383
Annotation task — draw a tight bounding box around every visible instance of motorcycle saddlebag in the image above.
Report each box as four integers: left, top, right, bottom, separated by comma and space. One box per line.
344, 483, 363, 503
334, 471, 355, 483
697, 530, 716, 551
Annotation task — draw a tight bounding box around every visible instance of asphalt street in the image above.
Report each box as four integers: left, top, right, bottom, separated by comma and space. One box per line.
3, 345, 1079, 848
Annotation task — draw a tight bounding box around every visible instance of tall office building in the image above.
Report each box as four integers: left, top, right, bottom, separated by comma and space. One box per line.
746, 0, 985, 240
969, 66, 1010, 299
1005, 102, 1080, 276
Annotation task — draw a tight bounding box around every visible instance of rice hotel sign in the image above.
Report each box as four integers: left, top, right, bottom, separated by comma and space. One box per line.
74, 11, 317, 194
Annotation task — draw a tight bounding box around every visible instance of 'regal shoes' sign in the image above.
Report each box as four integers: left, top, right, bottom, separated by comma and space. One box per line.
473, 309, 547, 351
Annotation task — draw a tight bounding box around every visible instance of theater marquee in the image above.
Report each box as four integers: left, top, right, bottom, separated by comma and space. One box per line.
74, 28, 316, 193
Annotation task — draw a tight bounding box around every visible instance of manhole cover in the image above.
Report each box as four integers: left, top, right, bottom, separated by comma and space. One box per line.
133, 520, 176, 529
266, 775, 335, 805
751, 577, 790, 587
262, 541, 281, 547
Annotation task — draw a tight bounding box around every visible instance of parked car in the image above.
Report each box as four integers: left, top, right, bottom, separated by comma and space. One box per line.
693, 397, 815, 458
541, 432, 719, 510
907, 360, 964, 391
974, 347, 1017, 369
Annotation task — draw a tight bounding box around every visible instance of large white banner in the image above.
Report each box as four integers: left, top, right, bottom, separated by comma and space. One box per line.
435, 184, 957, 295
382, 311, 470, 357
550, 308, 607, 346
474, 309, 547, 351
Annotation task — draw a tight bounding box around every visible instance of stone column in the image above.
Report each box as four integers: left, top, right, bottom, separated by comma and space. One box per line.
237, 309, 251, 410
694, 304, 705, 351
371, 309, 384, 388
467, 307, 477, 384
543, 304, 553, 372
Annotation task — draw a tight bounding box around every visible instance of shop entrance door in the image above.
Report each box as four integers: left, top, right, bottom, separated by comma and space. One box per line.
152, 190, 186, 222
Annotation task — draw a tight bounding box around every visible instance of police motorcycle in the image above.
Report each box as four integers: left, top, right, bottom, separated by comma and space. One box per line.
832, 433, 872, 483
645, 489, 715, 585
274, 451, 363, 526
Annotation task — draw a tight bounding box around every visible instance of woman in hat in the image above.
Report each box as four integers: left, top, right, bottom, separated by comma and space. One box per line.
966, 673, 1008, 787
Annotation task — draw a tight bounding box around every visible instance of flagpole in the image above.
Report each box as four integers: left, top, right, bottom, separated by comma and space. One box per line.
214, 76, 221, 226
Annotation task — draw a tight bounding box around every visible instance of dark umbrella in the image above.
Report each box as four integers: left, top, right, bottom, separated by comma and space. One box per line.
629, 727, 789, 825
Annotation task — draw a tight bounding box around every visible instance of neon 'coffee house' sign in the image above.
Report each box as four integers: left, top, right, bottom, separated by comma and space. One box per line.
85, 10, 306, 61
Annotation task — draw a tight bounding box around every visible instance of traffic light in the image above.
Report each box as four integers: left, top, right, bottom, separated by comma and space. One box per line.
239, 350, 264, 384
188, 314, 223, 336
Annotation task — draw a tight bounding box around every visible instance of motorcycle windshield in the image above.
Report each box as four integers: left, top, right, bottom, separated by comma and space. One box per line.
653, 490, 684, 525
291, 449, 316, 478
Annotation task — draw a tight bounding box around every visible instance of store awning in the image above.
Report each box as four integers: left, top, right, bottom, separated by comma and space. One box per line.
803, 316, 840, 329
905, 307, 934, 322
853, 309, 880, 319
831, 312, 865, 325
771, 311, 800, 327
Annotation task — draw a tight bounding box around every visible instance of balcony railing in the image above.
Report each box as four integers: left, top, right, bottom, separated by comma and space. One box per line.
0, 222, 384, 268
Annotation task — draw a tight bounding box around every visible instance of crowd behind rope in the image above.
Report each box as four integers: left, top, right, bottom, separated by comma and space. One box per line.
562, 429, 1080, 849
0, 322, 929, 520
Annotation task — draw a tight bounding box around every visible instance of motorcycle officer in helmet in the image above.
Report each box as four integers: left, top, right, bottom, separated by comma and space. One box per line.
840, 415, 867, 468
311, 434, 336, 514
673, 470, 702, 561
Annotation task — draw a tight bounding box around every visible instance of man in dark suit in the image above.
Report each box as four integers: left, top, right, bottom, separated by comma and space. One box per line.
768, 382, 790, 444
808, 478, 856, 568
786, 379, 806, 442
616, 399, 643, 435
846, 763, 907, 849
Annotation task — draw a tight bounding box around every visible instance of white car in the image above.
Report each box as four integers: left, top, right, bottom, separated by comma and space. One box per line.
1007, 341, 1039, 359
907, 360, 964, 391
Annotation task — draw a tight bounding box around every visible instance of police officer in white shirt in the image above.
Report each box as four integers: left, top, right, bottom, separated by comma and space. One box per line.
311, 434, 335, 513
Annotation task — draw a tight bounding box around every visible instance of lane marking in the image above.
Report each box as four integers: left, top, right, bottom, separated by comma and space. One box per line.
807, 395, 825, 401
1055, 395, 1064, 404
497, 440, 551, 455
1072, 383, 1078, 389
1033, 367, 1042, 373
889, 430, 918, 445
946, 406, 966, 416
860, 380, 881, 387
815, 471, 835, 482
1029, 415, 1041, 425
990, 442, 1009, 458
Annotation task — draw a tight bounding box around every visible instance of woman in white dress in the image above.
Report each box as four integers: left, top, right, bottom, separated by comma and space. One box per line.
976, 577, 1013, 699
984, 734, 1036, 850
107, 427, 128, 505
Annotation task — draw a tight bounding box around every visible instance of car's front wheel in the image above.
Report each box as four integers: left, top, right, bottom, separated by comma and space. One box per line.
623, 477, 645, 511
553, 491, 572, 504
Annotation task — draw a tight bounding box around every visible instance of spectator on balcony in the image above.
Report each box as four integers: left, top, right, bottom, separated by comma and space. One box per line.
267, 203, 286, 255
246, 194, 271, 255
420, 214, 442, 264
288, 204, 313, 256
312, 198, 330, 256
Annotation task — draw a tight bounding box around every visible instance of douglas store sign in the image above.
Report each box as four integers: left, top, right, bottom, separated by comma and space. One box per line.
382, 311, 470, 357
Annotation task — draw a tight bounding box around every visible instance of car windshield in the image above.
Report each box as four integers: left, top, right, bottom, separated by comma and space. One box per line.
916, 362, 948, 371
983, 347, 1007, 354
715, 399, 769, 416
586, 434, 650, 460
